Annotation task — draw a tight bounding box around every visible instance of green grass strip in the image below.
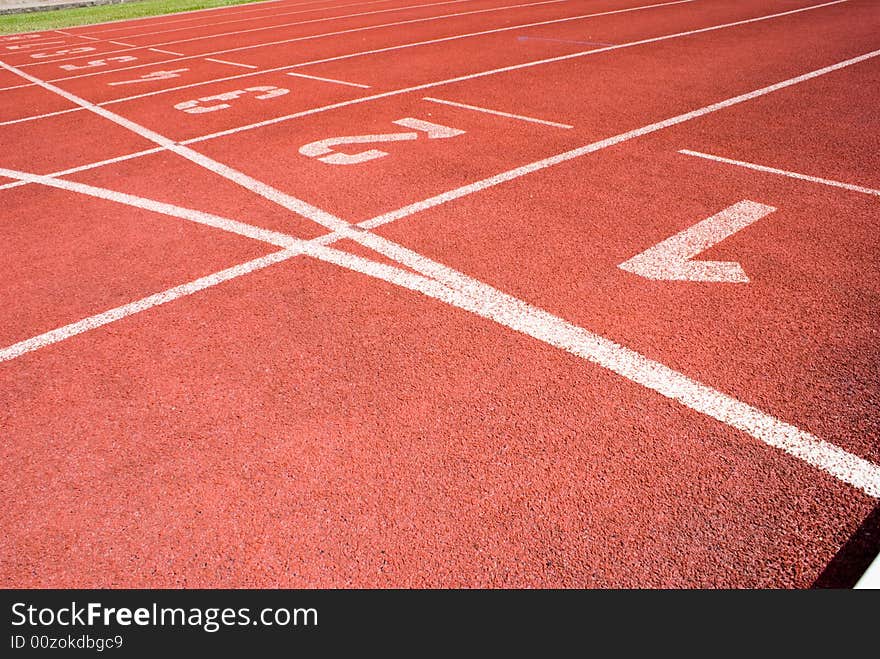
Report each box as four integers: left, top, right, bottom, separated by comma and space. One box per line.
0, 0, 272, 35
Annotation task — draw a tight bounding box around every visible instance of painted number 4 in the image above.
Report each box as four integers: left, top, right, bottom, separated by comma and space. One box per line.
299, 118, 465, 165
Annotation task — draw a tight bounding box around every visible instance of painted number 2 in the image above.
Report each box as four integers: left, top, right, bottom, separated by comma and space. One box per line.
299, 118, 465, 165
173, 86, 289, 114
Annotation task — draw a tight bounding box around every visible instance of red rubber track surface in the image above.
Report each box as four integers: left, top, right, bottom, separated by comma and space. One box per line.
1, 0, 878, 588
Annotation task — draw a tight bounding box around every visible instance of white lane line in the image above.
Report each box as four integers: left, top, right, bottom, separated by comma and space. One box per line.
854, 553, 880, 589
0, 108, 81, 126
679, 149, 880, 197
362, 46, 880, 230
149, 48, 185, 56
423, 95, 572, 128
7, 0, 692, 95
286, 71, 370, 87
0, 250, 298, 363
3, 166, 879, 499
17, 0, 573, 67
618, 200, 776, 283
0, 148, 166, 192
0, 83, 33, 92
179, 0, 847, 145
108, 41, 137, 47
0, 166, 309, 249
95, 0, 488, 46
205, 57, 259, 69
56, 31, 102, 42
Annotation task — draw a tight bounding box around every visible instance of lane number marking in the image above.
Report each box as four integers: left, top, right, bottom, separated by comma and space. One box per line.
173, 86, 288, 114
618, 200, 776, 283
299, 118, 465, 166
107, 69, 190, 86
30, 47, 96, 59
60, 56, 139, 71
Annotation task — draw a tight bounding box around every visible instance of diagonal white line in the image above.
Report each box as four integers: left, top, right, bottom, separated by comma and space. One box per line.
679, 149, 880, 196
423, 96, 573, 128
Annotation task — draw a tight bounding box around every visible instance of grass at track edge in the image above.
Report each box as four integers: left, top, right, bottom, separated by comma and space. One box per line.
0, 0, 271, 34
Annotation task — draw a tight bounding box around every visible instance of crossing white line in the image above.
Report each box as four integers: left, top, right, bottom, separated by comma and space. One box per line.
2, 164, 879, 499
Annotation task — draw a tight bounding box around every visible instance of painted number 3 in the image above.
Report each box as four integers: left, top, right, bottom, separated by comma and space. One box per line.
173, 86, 289, 114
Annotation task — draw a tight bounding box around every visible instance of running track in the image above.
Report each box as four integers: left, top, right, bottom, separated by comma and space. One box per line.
1, 0, 878, 588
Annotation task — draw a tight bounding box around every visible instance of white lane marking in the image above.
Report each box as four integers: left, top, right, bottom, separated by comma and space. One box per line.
174, 85, 288, 114
422, 95, 573, 128
149, 48, 185, 56
104, 0, 508, 43
0, 148, 164, 192
3, 0, 692, 96
362, 47, 880, 230
286, 71, 370, 88
2, 168, 879, 499
299, 117, 464, 165
0, 108, 82, 126
5, 41, 66, 51
179, 0, 848, 145
77, 0, 381, 35
30, 47, 96, 59
106, 69, 190, 86
854, 553, 880, 589
204, 57, 259, 69
679, 149, 880, 197
618, 200, 776, 283
60, 56, 139, 71
15, 0, 574, 67
0, 166, 308, 249
108, 41, 137, 47
56, 31, 102, 41
0, 250, 298, 363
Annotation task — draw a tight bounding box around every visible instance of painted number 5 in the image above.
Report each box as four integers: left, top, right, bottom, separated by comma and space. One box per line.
299, 118, 465, 165
173, 86, 289, 114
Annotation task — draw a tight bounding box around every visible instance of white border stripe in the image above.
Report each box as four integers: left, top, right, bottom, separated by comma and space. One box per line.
423, 95, 573, 128
205, 57, 259, 69
0, 148, 166, 192
679, 149, 880, 196
0, 250, 297, 363
286, 71, 370, 87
